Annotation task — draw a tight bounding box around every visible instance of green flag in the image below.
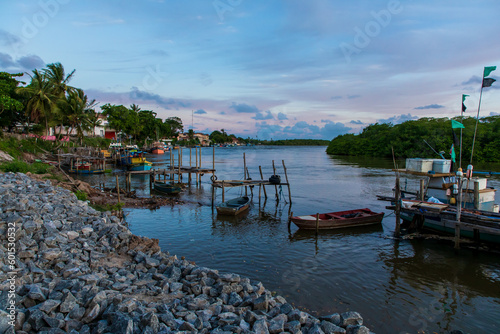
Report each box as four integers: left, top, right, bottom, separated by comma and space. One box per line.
462, 94, 469, 112
451, 119, 464, 129
450, 143, 456, 163
484, 66, 496, 77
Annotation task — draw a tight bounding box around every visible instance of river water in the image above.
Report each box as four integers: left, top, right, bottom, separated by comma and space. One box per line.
76, 146, 500, 333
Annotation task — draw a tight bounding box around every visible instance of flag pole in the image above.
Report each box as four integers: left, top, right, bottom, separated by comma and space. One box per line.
459, 96, 463, 169
470, 73, 485, 165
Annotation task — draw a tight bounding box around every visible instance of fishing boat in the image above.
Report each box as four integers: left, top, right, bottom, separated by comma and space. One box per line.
290, 208, 384, 230
150, 142, 165, 154
128, 155, 152, 171
68, 160, 108, 174
216, 196, 251, 216
153, 181, 182, 194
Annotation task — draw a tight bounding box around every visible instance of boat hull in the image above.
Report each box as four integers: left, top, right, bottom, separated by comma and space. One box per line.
216, 196, 251, 216
153, 182, 182, 194
401, 211, 500, 244
291, 208, 384, 230
128, 163, 152, 171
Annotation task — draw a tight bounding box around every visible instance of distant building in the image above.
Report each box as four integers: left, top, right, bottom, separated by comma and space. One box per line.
177, 132, 211, 146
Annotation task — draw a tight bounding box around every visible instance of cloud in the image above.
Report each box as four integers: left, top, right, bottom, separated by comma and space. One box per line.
229, 102, 260, 114
331, 95, 342, 100
0, 52, 44, 71
17, 55, 45, 70
252, 110, 274, 120
0, 53, 15, 68
277, 112, 288, 120
347, 95, 360, 99
254, 120, 351, 140
490, 112, 500, 116
350, 120, 363, 124
129, 87, 192, 109
414, 104, 445, 110
194, 109, 207, 114
0, 29, 21, 46
378, 113, 419, 124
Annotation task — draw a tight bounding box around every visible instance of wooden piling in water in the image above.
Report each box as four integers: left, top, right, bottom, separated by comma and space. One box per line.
272, 160, 278, 202
395, 175, 401, 237
115, 175, 121, 203
282, 160, 292, 204
259, 166, 267, 199
315, 213, 319, 234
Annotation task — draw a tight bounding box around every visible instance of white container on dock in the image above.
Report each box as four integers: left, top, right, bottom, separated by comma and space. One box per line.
432, 159, 451, 173
465, 178, 488, 191
406, 158, 434, 173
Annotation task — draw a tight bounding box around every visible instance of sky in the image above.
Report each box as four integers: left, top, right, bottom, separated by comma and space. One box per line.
1, 0, 500, 140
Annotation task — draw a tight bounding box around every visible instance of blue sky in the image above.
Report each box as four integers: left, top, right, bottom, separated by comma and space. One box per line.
1, 1, 499, 140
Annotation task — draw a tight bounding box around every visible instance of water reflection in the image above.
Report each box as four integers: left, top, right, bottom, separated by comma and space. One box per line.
85, 146, 500, 333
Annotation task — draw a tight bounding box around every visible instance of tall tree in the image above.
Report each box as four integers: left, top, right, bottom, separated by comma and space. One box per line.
44, 62, 75, 97
16, 69, 57, 135
0, 72, 24, 131
58, 88, 96, 144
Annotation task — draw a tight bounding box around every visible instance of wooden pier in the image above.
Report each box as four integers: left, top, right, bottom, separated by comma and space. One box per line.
211, 155, 292, 206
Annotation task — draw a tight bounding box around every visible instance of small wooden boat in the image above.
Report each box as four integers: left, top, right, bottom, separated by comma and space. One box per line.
216, 196, 251, 216
153, 181, 182, 194
127, 156, 153, 171
151, 142, 165, 154
290, 208, 384, 230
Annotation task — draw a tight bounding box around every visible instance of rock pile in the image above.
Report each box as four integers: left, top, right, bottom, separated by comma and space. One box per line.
0, 172, 372, 334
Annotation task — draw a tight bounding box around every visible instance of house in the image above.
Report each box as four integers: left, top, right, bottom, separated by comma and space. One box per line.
177, 132, 211, 146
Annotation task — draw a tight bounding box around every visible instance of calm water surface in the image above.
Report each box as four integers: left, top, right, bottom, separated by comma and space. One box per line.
79, 146, 500, 333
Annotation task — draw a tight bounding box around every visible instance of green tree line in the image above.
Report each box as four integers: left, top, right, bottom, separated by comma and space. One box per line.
326, 116, 500, 162
0, 63, 183, 145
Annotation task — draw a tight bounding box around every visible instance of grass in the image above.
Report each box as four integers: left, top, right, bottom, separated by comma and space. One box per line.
0, 160, 52, 174
75, 190, 88, 201
90, 202, 124, 212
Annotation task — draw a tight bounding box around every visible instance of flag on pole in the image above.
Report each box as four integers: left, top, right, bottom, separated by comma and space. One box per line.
462, 94, 469, 112
483, 78, 496, 87
451, 119, 465, 129
484, 66, 497, 78
482, 66, 497, 88
450, 143, 456, 163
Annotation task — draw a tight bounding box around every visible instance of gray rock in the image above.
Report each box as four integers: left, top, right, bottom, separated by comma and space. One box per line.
39, 299, 61, 314
253, 295, 269, 311
253, 318, 270, 334
345, 325, 370, 334
320, 320, 346, 334
319, 313, 341, 326
268, 314, 287, 334
340, 312, 363, 327
285, 320, 302, 334
27, 284, 46, 301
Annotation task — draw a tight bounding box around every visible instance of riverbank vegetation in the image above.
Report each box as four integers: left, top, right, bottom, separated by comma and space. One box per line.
327, 116, 500, 162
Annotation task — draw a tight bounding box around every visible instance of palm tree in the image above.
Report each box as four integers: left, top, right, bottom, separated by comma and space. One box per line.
87, 110, 102, 137
16, 69, 57, 135
44, 62, 75, 97
58, 89, 96, 144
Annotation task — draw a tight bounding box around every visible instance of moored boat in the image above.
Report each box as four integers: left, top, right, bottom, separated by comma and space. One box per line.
153, 181, 182, 194
150, 142, 165, 154
290, 208, 384, 230
216, 196, 251, 216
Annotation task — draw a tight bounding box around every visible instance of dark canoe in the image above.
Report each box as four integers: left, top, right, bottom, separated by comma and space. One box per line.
216, 196, 251, 216
153, 181, 182, 194
291, 208, 384, 230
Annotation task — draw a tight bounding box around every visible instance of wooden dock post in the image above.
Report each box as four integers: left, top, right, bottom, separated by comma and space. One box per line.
419, 179, 425, 201
395, 176, 401, 237
474, 182, 480, 209
315, 213, 319, 234
115, 175, 121, 203
259, 166, 267, 199
212, 145, 215, 170
244, 153, 248, 196
272, 160, 278, 202
222, 181, 225, 203
282, 160, 292, 203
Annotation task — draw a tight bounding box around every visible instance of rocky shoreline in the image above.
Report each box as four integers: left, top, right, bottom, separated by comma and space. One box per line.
0, 172, 372, 334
